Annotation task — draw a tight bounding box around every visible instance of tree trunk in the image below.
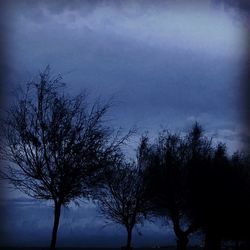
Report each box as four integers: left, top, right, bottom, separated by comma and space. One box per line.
235, 239, 239, 250
204, 230, 220, 250
50, 202, 62, 249
126, 228, 133, 250
176, 235, 189, 250
171, 213, 189, 250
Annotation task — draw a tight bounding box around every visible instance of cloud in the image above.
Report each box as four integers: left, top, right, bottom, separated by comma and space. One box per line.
1, 0, 245, 151
5, 0, 246, 56
212, 0, 250, 14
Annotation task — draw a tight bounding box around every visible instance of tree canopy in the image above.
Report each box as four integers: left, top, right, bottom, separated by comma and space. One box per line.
0, 67, 130, 248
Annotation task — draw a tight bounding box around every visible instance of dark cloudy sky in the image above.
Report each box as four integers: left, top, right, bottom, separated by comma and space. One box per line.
0, 0, 249, 247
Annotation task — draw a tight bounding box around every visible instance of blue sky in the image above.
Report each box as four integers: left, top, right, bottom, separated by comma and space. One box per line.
0, 0, 249, 247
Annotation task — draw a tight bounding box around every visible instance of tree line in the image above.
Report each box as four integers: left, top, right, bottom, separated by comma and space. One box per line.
1, 68, 250, 250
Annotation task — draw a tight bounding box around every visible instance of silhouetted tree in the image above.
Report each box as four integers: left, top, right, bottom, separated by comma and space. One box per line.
188, 142, 227, 250
143, 123, 213, 250
95, 138, 151, 250
188, 140, 250, 250
228, 152, 250, 249
0, 67, 130, 249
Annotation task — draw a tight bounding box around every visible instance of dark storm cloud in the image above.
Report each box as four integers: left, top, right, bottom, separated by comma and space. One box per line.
3, 0, 189, 18
1, 2, 245, 151
212, 0, 250, 14
1, 0, 246, 175
5, 0, 250, 22
2, 0, 246, 158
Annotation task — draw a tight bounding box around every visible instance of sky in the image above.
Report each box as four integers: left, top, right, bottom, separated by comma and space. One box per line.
0, 0, 249, 247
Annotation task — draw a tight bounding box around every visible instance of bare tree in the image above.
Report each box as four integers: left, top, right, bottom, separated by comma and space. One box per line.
0, 67, 130, 249
95, 140, 151, 250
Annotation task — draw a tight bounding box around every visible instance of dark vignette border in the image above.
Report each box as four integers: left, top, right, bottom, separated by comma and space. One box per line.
0, 0, 249, 248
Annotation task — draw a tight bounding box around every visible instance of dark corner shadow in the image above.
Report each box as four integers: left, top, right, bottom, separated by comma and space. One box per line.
0, 0, 8, 235
244, 18, 250, 147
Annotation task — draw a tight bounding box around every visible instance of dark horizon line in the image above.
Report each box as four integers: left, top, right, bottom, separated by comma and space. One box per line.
0, 247, 202, 249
